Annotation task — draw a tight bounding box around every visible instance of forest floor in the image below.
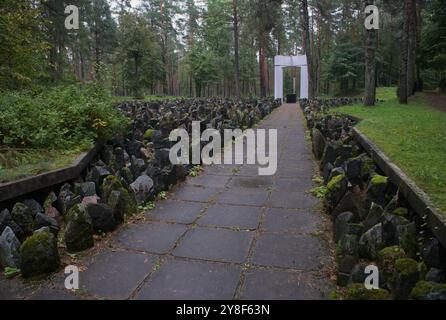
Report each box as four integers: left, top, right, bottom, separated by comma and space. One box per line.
335, 91, 446, 214
0, 103, 335, 300
425, 91, 446, 113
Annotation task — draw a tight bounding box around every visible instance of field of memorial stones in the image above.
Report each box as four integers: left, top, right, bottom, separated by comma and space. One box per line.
0, 98, 280, 279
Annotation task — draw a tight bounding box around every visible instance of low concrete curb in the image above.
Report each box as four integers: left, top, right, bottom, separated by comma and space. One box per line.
353, 127, 446, 248
0, 143, 102, 203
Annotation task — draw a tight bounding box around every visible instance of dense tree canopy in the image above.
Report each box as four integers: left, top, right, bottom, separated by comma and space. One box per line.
0, 0, 444, 97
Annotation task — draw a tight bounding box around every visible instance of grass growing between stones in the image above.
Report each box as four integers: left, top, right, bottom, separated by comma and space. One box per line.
335, 89, 446, 214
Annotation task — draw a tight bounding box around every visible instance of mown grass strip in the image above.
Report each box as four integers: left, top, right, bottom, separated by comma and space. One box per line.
335, 89, 446, 213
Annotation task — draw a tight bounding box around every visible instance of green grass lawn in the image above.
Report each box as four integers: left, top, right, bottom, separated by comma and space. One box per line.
335, 88, 446, 214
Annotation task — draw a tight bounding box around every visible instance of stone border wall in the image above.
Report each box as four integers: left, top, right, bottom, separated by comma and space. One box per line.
353, 128, 446, 248
0, 143, 102, 203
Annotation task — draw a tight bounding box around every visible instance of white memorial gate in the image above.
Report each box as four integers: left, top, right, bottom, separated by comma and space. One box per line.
274, 55, 309, 101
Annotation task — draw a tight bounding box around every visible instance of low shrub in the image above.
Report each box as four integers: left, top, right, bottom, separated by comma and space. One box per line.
0, 84, 129, 150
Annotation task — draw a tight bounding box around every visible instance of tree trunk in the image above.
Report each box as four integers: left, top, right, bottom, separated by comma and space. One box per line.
415, 0, 423, 92
160, 0, 169, 95
315, 4, 323, 95
233, 0, 241, 99
259, 43, 268, 98
364, 1, 377, 106
134, 56, 140, 98
300, 0, 314, 99
399, 0, 410, 104
407, 0, 417, 96
94, 28, 101, 79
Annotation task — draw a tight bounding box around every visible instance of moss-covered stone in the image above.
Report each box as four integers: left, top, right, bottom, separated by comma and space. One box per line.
378, 246, 407, 284
321, 141, 342, 170
378, 246, 406, 262
108, 191, 125, 224
364, 202, 384, 232
325, 174, 348, 214
392, 258, 424, 299
120, 166, 134, 185
336, 234, 359, 276
365, 175, 389, 209
397, 222, 419, 258
11, 203, 34, 237
64, 204, 94, 253
43, 192, 57, 210
345, 283, 392, 300
371, 175, 388, 186
359, 154, 376, 178
395, 258, 419, 276
144, 129, 154, 140
410, 281, 446, 300
345, 153, 375, 182
20, 229, 60, 278
327, 174, 345, 191
100, 175, 137, 216
100, 175, 124, 202
334, 211, 363, 243
312, 128, 325, 160
359, 223, 384, 260
393, 207, 409, 217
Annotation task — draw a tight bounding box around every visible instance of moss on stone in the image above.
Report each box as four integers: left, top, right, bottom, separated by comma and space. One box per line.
378, 246, 406, 283
418, 262, 428, 280
410, 281, 433, 299
43, 192, 57, 210
410, 281, 446, 300
64, 204, 94, 253
119, 187, 137, 216
395, 258, 419, 277
11, 203, 34, 236
100, 175, 124, 202
327, 174, 345, 191
345, 283, 393, 300
121, 166, 134, 184
378, 246, 407, 263
393, 207, 409, 217
99, 175, 137, 216
371, 174, 388, 186
144, 129, 154, 139
20, 229, 60, 278
360, 155, 375, 177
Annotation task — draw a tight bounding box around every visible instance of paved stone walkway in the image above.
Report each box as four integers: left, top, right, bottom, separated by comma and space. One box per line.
0, 103, 334, 300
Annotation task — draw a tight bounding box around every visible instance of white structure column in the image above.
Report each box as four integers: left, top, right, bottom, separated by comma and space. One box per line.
274, 55, 309, 101
274, 65, 284, 101
300, 65, 309, 99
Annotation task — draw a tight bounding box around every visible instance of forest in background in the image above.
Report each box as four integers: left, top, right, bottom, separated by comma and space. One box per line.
0, 0, 445, 100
